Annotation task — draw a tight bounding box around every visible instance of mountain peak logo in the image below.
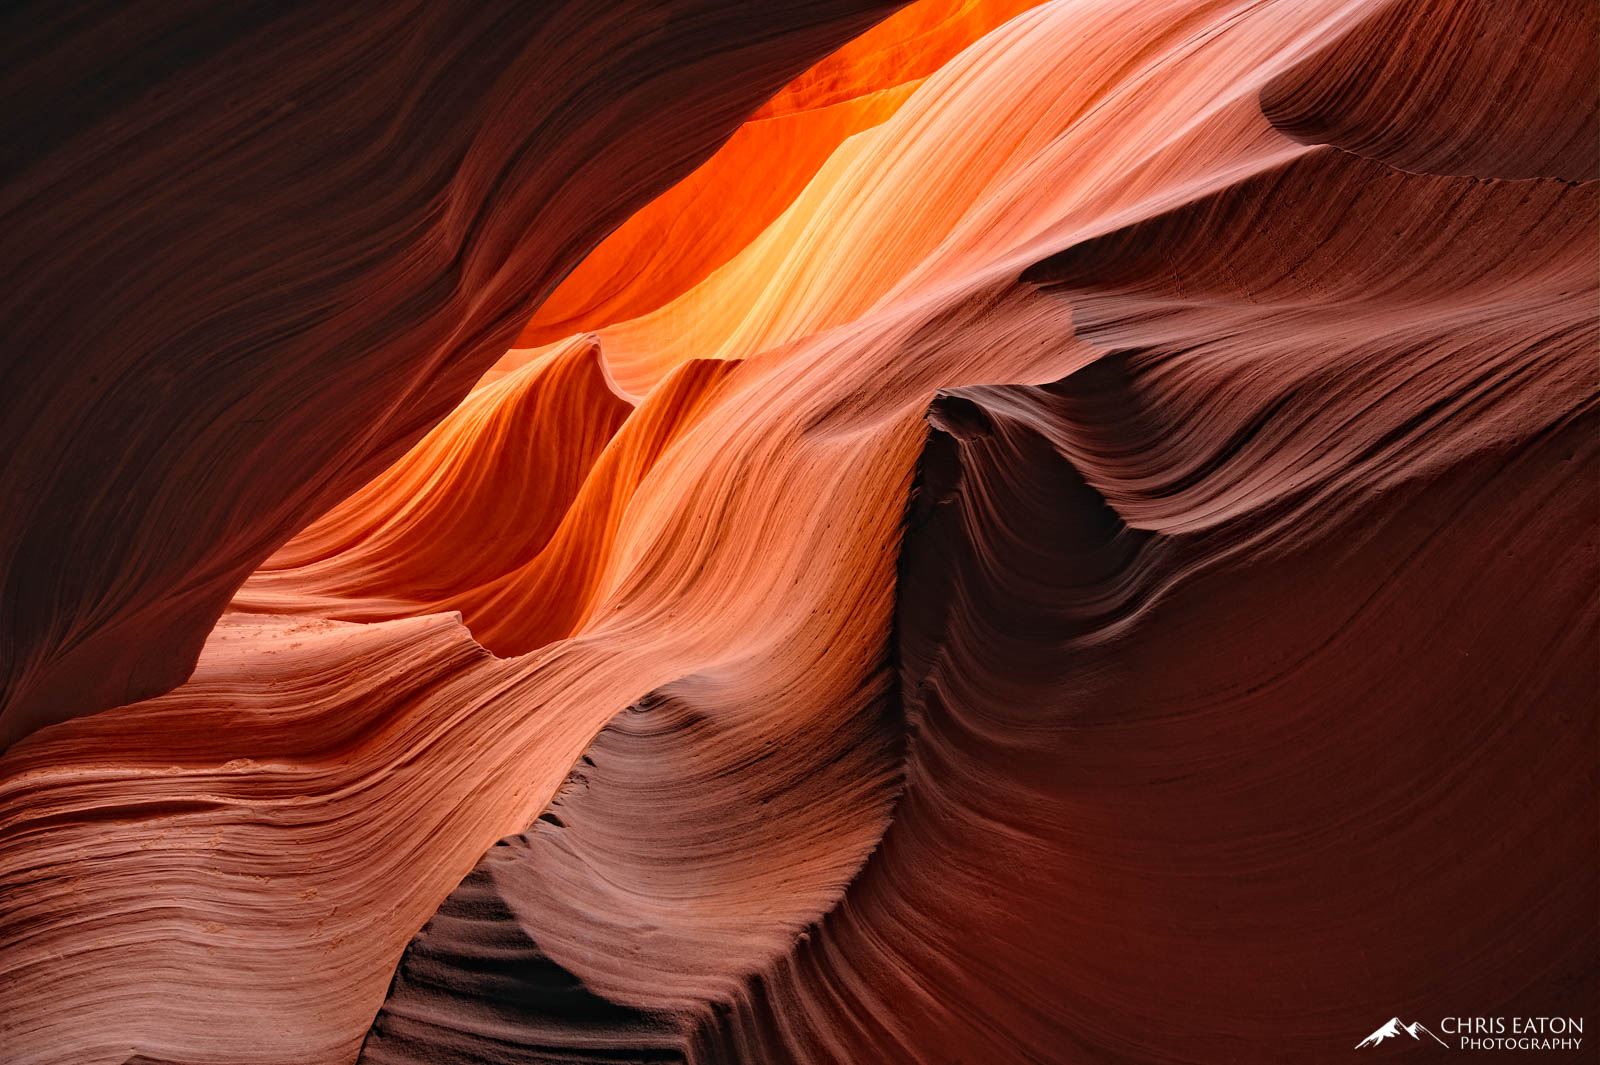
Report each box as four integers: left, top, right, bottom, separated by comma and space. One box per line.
1356, 1017, 1449, 1049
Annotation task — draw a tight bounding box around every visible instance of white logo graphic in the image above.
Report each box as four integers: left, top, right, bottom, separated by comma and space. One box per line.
1356, 1018, 1449, 1049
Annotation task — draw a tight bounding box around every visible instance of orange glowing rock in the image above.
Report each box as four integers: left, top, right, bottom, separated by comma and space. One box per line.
0, 1, 1593, 1063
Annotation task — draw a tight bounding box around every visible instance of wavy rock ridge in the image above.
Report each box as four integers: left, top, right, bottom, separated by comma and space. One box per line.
0, 0, 902, 745
0, 1, 1593, 1064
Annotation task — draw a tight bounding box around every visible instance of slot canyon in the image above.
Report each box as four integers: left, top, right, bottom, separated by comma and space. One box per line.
0, 1, 1594, 1062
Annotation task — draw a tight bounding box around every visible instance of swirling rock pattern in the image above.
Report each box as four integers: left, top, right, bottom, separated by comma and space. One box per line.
0, 1, 1593, 1064
0, 0, 901, 746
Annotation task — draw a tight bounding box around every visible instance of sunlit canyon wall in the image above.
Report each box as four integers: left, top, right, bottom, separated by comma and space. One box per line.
0, 1, 1594, 1063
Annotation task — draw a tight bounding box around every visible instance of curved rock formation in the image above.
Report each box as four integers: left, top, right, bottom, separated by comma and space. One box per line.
0, 0, 902, 746
362, 675, 903, 1063
363, 147, 1597, 1063
237, 353, 747, 654
511, 0, 1051, 353
1260, 0, 1597, 179
0, 0, 1592, 1063
686, 149, 1596, 1061
234, 336, 633, 623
